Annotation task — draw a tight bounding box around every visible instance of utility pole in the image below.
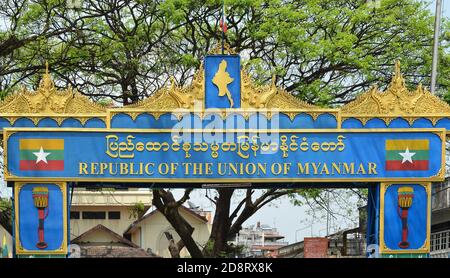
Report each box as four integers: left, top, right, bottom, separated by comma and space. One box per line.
431, 0, 442, 93
326, 191, 330, 237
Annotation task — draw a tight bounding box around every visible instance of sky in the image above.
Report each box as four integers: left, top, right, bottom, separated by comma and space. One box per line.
1, 1, 449, 246
173, 188, 360, 244
430, 0, 450, 18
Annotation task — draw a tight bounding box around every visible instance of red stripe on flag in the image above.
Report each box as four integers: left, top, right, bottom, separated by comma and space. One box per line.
385, 160, 428, 171
220, 19, 227, 33
19, 160, 64, 171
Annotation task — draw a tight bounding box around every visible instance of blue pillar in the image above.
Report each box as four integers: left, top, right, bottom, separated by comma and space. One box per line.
366, 184, 380, 257
10, 181, 16, 258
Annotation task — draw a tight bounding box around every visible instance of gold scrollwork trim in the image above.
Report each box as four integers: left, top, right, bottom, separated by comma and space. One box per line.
108, 109, 339, 122
341, 61, 450, 126
0, 62, 105, 116
1, 59, 450, 133
209, 42, 237, 55
0, 114, 107, 127
341, 115, 450, 127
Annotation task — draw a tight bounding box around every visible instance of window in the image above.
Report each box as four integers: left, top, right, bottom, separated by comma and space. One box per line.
431, 230, 450, 252
82, 211, 106, 219
70, 211, 80, 219
108, 211, 121, 219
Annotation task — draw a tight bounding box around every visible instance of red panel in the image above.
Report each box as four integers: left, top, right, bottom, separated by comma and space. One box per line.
19, 160, 64, 171
385, 160, 428, 171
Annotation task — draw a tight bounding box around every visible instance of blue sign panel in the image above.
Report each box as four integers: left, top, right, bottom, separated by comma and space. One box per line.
15, 183, 67, 254
205, 55, 241, 109
5, 128, 445, 182
382, 184, 429, 253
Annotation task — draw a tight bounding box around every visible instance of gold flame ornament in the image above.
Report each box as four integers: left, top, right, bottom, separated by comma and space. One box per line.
32, 186, 49, 208
397, 186, 414, 249
32, 186, 49, 249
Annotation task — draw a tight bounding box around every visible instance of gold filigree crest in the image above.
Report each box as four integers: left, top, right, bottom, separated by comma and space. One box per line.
115, 43, 337, 122
122, 64, 204, 113
209, 42, 237, 55
0, 62, 106, 126
3, 57, 448, 127
341, 61, 450, 126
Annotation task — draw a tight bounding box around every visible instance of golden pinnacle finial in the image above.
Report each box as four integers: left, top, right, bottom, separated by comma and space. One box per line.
210, 42, 236, 55
39, 60, 55, 93
389, 60, 405, 91
394, 60, 401, 77
169, 76, 177, 88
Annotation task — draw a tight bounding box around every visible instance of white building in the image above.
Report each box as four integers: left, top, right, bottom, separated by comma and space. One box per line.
431, 180, 450, 258
124, 206, 212, 258
69, 188, 152, 240
71, 224, 153, 257
69, 188, 212, 258
231, 221, 288, 258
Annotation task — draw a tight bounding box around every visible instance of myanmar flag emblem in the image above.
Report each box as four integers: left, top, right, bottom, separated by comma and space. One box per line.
385, 139, 429, 171
19, 139, 64, 171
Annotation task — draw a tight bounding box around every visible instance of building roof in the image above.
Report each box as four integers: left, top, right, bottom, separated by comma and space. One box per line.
263, 233, 284, 239
124, 206, 208, 235
71, 224, 158, 258
77, 245, 155, 258
71, 224, 139, 247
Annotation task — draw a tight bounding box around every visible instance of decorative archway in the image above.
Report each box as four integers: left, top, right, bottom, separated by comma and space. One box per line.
1, 51, 447, 258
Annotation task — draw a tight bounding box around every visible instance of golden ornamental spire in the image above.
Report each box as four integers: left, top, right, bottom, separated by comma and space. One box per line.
341, 60, 450, 124
0, 61, 106, 118
394, 60, 401, 76
209, 42, 236, 55
39, 60, 55, 93
389, 60, 406, 94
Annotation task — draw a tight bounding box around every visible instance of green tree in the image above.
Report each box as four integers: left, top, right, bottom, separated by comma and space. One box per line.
129, 201, 146, 220
2, 0, 449, 104
0, 198, 12, 234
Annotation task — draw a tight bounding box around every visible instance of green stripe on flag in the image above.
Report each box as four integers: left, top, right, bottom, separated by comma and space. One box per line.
19, 149, 64, 160
386, 150, 429, 160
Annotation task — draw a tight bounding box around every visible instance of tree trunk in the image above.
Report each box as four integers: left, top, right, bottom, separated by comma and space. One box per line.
228, 204, 256, 237
0, 212, 12, 234
164, 232, 185, 258
152, 189, 204, 258
0, 200, 12, 234
121, 82, 130, 105
208, 188, 234, 257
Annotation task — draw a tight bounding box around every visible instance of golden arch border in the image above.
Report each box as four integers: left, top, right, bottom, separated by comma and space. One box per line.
105, 108, 341, 129
3, 110, 450, 133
